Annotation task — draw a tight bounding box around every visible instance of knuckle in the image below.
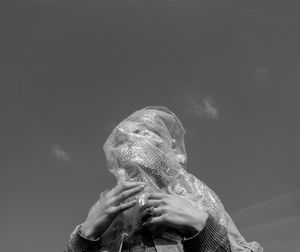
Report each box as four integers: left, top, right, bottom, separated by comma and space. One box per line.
119, 182, 126, 189
123, 181, 130, 187
104, 190, 112, 199
106, 198, 114, 206
100, 191, 107, 198
114, 183, 122, 192
161, 206, 168, 213
165, 198, 171, 204
105, 207, 114, 215
119, 191, 127, 199
110, 206, 119, 214
115, 205, 121, 212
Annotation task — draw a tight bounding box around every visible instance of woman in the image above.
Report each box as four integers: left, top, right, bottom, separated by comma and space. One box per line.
64, 106, 262, 252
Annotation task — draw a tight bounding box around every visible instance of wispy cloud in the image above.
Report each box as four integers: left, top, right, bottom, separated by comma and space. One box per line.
187, 96, 219, 119
52, 144, 71, 162
231, 190, 300, 230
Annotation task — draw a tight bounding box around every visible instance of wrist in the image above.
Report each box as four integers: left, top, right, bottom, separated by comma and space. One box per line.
185, 211, 209, 237
80, 222, 101, 241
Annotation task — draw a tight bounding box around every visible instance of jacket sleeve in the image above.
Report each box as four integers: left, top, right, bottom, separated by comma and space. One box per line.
225, 212, 263, 252
182, 215, 231, 252
63, 225, 103, 252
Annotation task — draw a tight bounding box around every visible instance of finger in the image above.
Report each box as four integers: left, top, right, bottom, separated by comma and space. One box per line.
114, 184, 145, 204
112, 181, 146, 196
115, 200, 137, 213
137, 193, 149, 208
141, 207, 155, 223
148, 193, 166, 200
139, 199, 162, 211
143, 216, 165, 227
140, 207, 163, 220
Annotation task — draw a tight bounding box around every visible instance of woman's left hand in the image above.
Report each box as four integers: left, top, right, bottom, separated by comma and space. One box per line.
140, 188, 209, 237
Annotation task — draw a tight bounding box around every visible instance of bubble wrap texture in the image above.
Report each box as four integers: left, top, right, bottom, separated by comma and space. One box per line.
101, 106, 262, 252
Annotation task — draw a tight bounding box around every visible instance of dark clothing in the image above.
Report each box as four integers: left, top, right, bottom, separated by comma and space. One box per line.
64, 215, 231, 252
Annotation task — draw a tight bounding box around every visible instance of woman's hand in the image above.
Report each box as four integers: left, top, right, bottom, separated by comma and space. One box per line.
80, 181, 146, 240
140, 189, 208, 237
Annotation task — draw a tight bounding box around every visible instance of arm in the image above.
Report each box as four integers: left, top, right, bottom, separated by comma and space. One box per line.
141, 191, 231, 252
182, 210, 263, 252
63, 181, 146, 252
63, 225, 102, 252
64, 215, 231, 252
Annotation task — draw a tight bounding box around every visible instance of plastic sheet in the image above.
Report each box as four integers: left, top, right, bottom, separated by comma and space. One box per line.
101, 106, 262, 252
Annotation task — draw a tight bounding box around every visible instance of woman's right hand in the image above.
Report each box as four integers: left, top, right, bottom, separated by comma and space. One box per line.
80, 181, 146, 240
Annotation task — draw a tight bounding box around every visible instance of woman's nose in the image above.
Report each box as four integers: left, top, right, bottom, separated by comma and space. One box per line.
114, 127, 130, 147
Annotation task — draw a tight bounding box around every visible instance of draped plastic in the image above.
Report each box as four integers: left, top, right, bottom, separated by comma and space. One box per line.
100, 106, 262, 252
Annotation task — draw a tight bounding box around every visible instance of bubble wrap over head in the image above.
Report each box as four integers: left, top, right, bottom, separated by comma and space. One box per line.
102, 106, 262, 252
104, 106, 224, 221
105, 106, 187, 170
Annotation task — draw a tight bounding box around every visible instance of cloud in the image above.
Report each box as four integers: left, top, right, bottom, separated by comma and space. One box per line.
232, 190, 300, 230
187, 96, 219, 119
52, 144, 71, 162
256, 67, 268, 77
255, 63, 269, 84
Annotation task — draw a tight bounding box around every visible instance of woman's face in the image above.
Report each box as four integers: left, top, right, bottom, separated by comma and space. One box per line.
104, 108, 187, 191
111, 118, 178, 186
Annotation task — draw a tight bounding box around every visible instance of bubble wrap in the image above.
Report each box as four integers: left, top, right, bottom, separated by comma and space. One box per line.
101, 106, 263, 252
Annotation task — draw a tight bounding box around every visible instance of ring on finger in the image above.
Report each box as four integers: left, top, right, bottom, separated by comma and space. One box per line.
147, 207, 155, 217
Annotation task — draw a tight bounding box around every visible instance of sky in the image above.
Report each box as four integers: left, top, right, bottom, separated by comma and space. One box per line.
1, 1, 300, 251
